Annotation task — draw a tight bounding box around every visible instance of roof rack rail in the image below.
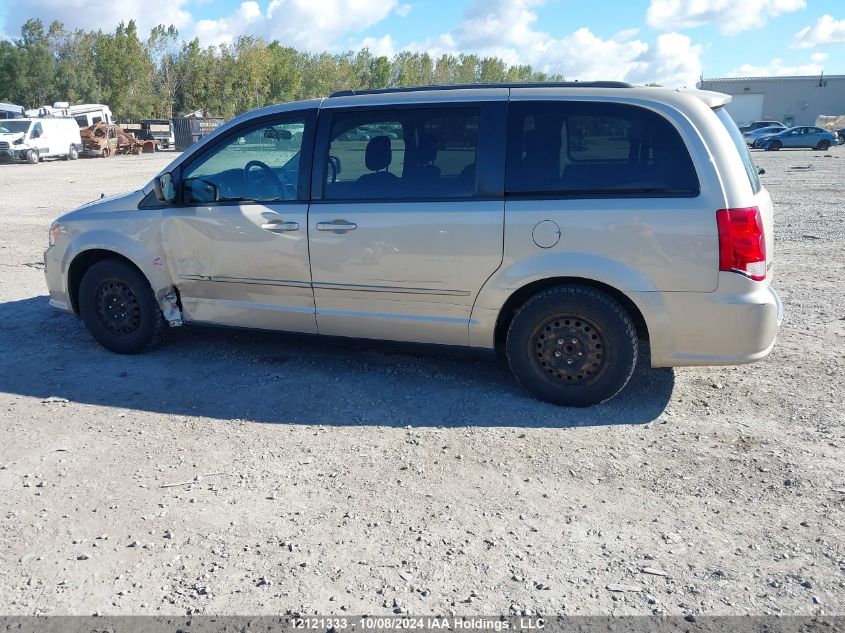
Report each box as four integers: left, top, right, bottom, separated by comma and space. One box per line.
329, 81, 634, 98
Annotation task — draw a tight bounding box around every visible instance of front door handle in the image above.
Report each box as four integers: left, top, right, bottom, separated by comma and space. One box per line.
261, 220, 299, 232
316, 220, 357, 233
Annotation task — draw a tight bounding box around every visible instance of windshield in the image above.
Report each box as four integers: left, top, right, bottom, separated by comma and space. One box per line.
0, 120, 31, 134
716, 107, 761, 194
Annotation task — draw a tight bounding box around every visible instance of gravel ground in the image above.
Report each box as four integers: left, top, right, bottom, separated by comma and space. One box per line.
0, 149, 842, 617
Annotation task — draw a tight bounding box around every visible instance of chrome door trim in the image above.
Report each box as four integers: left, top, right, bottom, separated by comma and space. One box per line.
312, 281, 471, 296
176, 274, 311, 288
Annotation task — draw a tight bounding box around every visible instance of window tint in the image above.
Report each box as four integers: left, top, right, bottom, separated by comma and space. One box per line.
183, 118, 307, 204
324, 107, 479, 200
506, 101, 699, 197
715, 107, 761, 194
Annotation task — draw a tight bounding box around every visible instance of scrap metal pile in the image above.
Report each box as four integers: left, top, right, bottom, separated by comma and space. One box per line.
80, 122, 156, 157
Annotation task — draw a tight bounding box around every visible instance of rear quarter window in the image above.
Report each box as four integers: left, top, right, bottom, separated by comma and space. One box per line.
715, 107, 761, 194
506, 101, 699, 197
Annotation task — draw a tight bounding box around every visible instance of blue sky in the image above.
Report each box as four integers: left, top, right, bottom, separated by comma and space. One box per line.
2, 0, 844, 87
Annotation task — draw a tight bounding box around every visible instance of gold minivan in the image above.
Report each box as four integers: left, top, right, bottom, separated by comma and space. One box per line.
45, 83, 782, 406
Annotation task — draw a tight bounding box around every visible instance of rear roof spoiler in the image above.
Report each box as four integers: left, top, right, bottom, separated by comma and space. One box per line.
678, 88, 732, 108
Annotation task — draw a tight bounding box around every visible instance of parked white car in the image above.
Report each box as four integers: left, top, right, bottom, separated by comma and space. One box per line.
0, 118, 83, 164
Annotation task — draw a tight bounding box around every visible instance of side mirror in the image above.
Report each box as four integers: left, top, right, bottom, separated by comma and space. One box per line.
154, 172, 176, 203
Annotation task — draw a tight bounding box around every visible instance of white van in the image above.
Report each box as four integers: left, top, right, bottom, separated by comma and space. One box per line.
0, 118, 83, 164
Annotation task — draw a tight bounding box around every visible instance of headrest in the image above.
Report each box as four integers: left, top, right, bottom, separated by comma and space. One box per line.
417, 133, 438, 164
524, 129, 545, 153
365, 135, 392, 171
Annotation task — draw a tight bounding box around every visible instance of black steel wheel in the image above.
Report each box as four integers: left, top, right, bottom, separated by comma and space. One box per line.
530, 313, 608, 387
816, 140, 830, 151
95, 280, 142, 335
78, 259, 167, 354
506, 285, 638, 406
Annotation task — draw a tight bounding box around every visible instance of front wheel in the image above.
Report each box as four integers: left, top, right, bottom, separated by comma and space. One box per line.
78, 259, 167, 354
68, 145, 79, 160
816, 140, 830, 151
767, 140, 782, 151
26, 149, 39, 164
505, 286, 638, 406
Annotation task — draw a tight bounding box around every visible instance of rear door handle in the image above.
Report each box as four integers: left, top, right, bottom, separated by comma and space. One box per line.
316, 220, 357, 232
261, 220, 299, 232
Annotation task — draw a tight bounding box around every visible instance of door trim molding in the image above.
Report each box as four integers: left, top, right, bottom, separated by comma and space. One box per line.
313, 281, 471, 296
176, 274, 311, 288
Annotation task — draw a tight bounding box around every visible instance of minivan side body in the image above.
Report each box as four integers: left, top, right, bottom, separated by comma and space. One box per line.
44, 85, 782, 405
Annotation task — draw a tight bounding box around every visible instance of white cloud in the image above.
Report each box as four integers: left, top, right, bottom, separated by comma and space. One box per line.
354, 34, 396, 57
810, 52, 828, 62
261, 0, 397, 49
195, 1, 262, 47
4, 0, 192, 35
395, 4, 412, 17
407, 0, 702, 87
791, 14, 845, 48
727, 58, 824, 77
646, 0, 806, 35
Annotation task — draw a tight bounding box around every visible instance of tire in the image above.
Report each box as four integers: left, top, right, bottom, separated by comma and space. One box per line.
78, 259, 167, 354
26, 149, 39, 164
767, 140, 782, 151
68, 145, 79, 160
816, 140, 830, 151
505, 285, 637, 406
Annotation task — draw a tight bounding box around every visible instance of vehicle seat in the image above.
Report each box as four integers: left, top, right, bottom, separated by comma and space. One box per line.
357, 135, 398, 195
407, 133, 441, 193
518, 129, 560, 191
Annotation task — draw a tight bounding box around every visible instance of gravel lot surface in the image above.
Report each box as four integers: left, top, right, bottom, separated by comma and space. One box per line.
0, 149, 843, 617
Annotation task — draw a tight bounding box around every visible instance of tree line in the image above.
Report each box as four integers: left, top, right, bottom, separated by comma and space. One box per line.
0, 18, 564, 122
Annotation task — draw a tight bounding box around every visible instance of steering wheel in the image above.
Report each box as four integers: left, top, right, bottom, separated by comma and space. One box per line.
244, 160, 285, 199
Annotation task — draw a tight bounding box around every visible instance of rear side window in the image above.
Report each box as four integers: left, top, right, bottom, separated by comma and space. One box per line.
324, 107, 480, 200
506, 101, 699, 197
715, 107, 761, 194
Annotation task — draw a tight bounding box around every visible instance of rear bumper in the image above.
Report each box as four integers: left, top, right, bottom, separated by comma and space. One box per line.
636, 279, 783, 367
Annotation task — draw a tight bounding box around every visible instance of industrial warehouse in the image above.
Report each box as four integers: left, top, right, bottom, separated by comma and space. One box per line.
699, 74, 845, 128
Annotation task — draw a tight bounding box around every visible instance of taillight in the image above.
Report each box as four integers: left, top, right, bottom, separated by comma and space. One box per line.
716, 207, 766, 281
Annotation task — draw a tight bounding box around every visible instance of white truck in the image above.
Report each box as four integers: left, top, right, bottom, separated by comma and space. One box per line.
26, 102, 113, 128
0, 118, 83, 164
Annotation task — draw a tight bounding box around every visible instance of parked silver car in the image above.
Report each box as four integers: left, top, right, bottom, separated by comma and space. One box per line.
44, 82, 782, 406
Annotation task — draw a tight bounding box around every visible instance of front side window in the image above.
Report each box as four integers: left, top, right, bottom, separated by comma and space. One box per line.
182, 118, 307, 204
31, 123, 43, 138
506, 101, 699, 197
324, 107, 480, 200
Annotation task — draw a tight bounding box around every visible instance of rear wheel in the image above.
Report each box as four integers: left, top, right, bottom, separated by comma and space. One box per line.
26, 149, 39, 164
78, 259, 167, 354
816, 140, 830, 151
68, 145, 79, 160
505, 285, 638, 406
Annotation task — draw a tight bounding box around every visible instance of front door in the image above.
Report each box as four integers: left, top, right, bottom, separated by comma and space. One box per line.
307, 102, 506, 346
161, 110, 318, 333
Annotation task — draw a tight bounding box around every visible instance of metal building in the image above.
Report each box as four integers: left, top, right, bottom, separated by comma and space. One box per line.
698, 74, 845, 127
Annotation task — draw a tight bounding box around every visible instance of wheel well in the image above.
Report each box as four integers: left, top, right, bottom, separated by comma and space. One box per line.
67, 250, 144, 315
493, 277, 650, 350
